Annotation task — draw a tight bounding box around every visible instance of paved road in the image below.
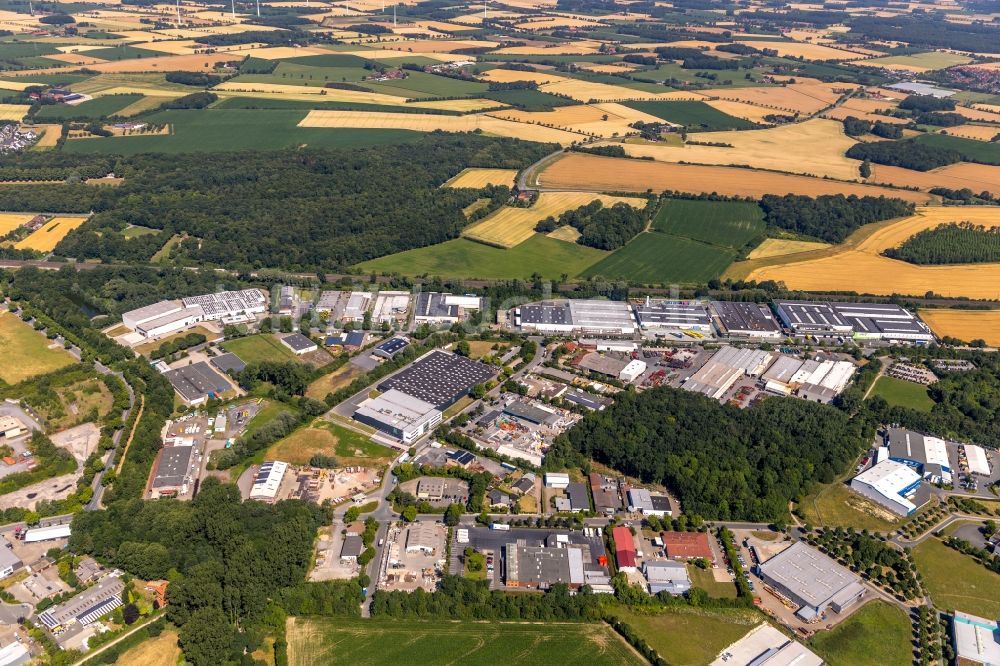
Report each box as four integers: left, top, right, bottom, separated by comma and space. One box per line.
0, 601, 31, 624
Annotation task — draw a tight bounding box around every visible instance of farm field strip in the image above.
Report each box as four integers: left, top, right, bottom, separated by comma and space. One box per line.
747, 238, 832, 259
13, 215, 89, 252
443, 168, 518, 189
478, 68, 704, 103
868, 162, 1000, 196
488, 102, 666, 137
918, 309, 1000, 347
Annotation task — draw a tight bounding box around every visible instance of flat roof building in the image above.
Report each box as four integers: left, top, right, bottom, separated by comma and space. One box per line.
23, 524, 70, 543
353, 389, 442, 444
340, 535, 363, 561
413, 292, 481, 325
619, 359, 646, 383
887, 428, 952, 484
850, 460, 923, 517
644, 560, 690, 595
164, 361, 232, 406
38, 574, 125, 632
952, 611, 1000, 666
505, 543, 585, 589
377, 350, 494, 410
210, 352, 246, 375
711, 301, 782, 341
181, 289, 267, 321
502, 400, 560, 426
0, 415, 25, 439
589, 473, 622, 514
280, 333, 317, 355
574, 353, 629, 378
774, 300, 933, 343
249, 461, 288, 502
634, 300, 713, 334
545, 473, 570, 489
342, 291, 373, 322
122, 289, 266, 339
405, 522, 440, 554
371, 291, 410, 324
150, 446, 194, 498
711, 624, 823, 666
757, 541, 866, 622
0, 537, 22, 579
373, 336, 409, 360
565, 482, 590, 512
514, 299, 635, 336
964, 444, 991, 476
683, 346, 774, 400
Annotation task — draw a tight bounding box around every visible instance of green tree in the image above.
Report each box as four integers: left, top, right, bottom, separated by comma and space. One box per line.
445, 503, 462, 526
179, 607, 236, 666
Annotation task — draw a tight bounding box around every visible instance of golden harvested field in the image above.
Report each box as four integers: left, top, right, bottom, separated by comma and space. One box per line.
444, 168, 518, 188
45, 52, 107, 65
515, 16, 599, 29
918, 310, 1000, 347
336, 49, 469, 63
31, 125, 61, 148
617, 118, 862, 180
132, 40, 202, 55
0, 79, 34, 91
583, 63, 641, 73
13, 52, 239, 75
823, 104, 911, 124
0, 213, 34, 236
462, 191, 645, 248
738, 40, 862, 60
547, 225, 582, 242
483, 69, 704, 102
942, 125, 1000, 142
703, 99, 778, 123
489, 102, 664, 138
216, 82, 409, 106
742, 208, 1000, 299
14, 215, 89, 252
746, 238, 831, 259
298, 110, 583, 144
706, 81, 856, 115
952, 105, 1000, 123
973, 104, 1000, 115
0, 104, 27, 121
537, 153, 933, 201
114, 631, 182, 666
869, 162, 1000, 196
407, 98, 505, 112
493, 42, 599, 55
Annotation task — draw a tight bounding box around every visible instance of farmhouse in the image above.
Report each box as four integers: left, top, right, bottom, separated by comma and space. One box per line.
683, 346, 774, 400
850, 460, 923, 517
249, 461, 288, 503
633, 299, 713, 336
756, 541, 866, 622
280, 333, 318, 355
150, 446, 195, 499
513, 299, 636, 336
164, 361, 232, 406
377, 350, 494, 410
643, 560, 691, 595
353, 389, 442, 444
710, 301, 783, 342
886, 428, 952, 484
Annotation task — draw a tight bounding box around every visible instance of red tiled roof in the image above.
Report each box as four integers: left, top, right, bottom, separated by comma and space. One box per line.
613, 526, 637, 568
662, 531, 713, 560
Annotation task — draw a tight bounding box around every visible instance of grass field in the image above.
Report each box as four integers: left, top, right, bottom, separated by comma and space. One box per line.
604, 607, 759, 665
462, 192, 646, 248
913, 538, 1000, 618
652, 199, 765, 249
688, 565, 738, 598
64, 109, 422, 154
265, 420, 394, 467
918, 309, 1000, 347
914, 132, 1000, 166
221, 334, 300, 365
305, 363, 364, 401
357, 235, 607, 280
852, 50, 971, 72
365, 71, 490, 99
747, 238, 832, 259
583, 231, 736, 284
798, 480, 900, 533
0, 311, 75, 384
808, 601, 911, 666
34, 94, 142, 120
444, 168, 518, 189
112, 630, 181, 666
622, 100, 758, 130
286, 617, 642, 666
14, 215, 89, 252
869, 376, 935, 412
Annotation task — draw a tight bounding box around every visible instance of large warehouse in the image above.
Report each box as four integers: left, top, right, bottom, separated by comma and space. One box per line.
249, 460, 288, 502
150, 446, 195, 499
413, 292, 482, 325
710, 301, 783, 342
633, 299, 713, 336
773, 300, 934, 343
682, 346, 774, 399
164, 361, 233, 406
122, 289, 266, 339
377, 350, 494, 409
850, 460, 923, 516
757, 541, 866, 622
513, 299, 636, 336
353, 389, 442, 444
761, 356, 857, 401
952, 611, 1000, 666
887, 428, 953, 484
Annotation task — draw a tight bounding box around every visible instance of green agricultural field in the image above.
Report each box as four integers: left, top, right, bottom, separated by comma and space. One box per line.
62, 109, 421, 154
582, 232, 737, 284
35, 94, 143, 121
4, 73, 91, 86
212, 97, 460, 115
809, 601, 911, 666
0, 311, 75, 385
481, 88, 575, 111
559, 69, 669, 93
652, 199, 765, 248
914, 132, 1000, 166
286, 617, 642, 666
234, 61, 373, 88
913, 538, 1000, 619
281, 53, 371, 68
364, 71, 490, 99
82, 45, 163, 61
357, 235, 607, 280
221, 334, 300, 365
0, 42, 59, 59
624, 100, 759, 130
123, 225, 159, 239
605, 607, 759, 666
869, 376, 934, 412
630, 63, 773, 90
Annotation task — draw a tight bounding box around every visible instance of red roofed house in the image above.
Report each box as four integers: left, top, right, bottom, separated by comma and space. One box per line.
613, 526, 637, 571
662, 531, 714, 563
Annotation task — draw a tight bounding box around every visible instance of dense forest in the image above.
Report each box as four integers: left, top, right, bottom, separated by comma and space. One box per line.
884, 222, 1000, 264
535, 198, 656, 250
846, 139, 962, 171
2, 136, 555, 271
545, 387, 872, 522
847, 15, 1000, 53
759, 194, 914, 242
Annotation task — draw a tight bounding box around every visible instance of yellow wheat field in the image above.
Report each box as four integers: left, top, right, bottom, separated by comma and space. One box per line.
0, 104, 28, 121
616, 118, 862, 180
479, 68, 705, 103
407, 98, 505, 112
215, 82, 410, 105
12, 52, 239, 75
462, 192, 646, 248
31, 125, 61, 148
706, 81, 857, 115
14, 216, 89, 252
918, 310, 1000, 347
869, 162, 1000, 196
583, 63, 641, 74
493, 42, 600, 55
538, 152, 933, 201
488, 102, 666, 138
514, 16, 598, 30
298, 110, 583, 144
972, 104, 1000, 115
703, 99, 779, 123
444, 168, 518, 189
738, 40, 861, 61
0, 213, 35, 236
942, 125, 1000, 142
0, 79, 34, 91
745, 208, 1000, 299
746, 238, 832, 259
546, 225, 582, 242
953, 105, 1000, 124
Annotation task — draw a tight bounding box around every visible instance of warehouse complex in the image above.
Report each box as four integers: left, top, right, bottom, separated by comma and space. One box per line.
121, 289, 267, 339
850, 459, 924, 516
513, 300, 636, 336
711, 301, 783, 341
633, 299, 713, 335
887, 428, 953, 484
377, 350, 494, 410
683, 346, 773, 399
164, 361, 233, 406
774, 300, 934, 343
414, 292, 482, 325
149, 445, 196, 499
761, 356, 857, 402
757, 542, 866, 622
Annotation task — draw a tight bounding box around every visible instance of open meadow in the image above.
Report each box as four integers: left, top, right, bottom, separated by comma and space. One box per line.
0, 311, 75, 384
221, 334, 300, 365
111, 630, 181, 666
286, 617, 643, 666
869, 376, 935, 412
808, 601, 912, 666
603, 607, 759, 666
913, 538, 1000, 619
265, 421, 394, 467
918, 309, 1000, 346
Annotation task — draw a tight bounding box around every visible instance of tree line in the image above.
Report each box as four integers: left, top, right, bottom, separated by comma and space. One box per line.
884, 222, 1000, 265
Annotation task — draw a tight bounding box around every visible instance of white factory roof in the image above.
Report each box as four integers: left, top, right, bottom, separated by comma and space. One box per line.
964, 444, 991, 476
953, 611, 1000, 666
711, 624, 823, 666
355, 389, 440, 432
758, 541, 864, 611
852, 460, 921, 514
23, 524, 71, 543
250, 460, 288, 500
888, 429, 951, 469
122, 299, 185, 326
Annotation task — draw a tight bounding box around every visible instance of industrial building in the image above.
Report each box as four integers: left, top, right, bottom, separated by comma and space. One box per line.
502, 400, 560, 426
574, 352, 629, 379
181, 289, 267, 323
505, 542, 586, 589
662, 531, 714, 563
22, 524, 70, 543
249, 461, 288, 502
210, 352, 246, 375
711, 624, 823, 666
0, 537, 21, 580
626, 488, 671, 517
952, 611, 1000, 666
761, 356, 857, 401
315, 291, 345, 314
644, 560, 691, 595
564, 482, 590, 512
164, 361, 233, 406
280, 333, 317, 355
513, 300, 636, 336
277, 286, 294, 315
377, 350, 494, 410
150, 446, 195, 498
963, 444, 991, 476
850, 460, 923, 516
0, 415, 25, 439
353, 389, 442, 444
342, 291, 373, 322
633, 299, 713, 335
563, 390, 612, 411
371, 291, 411, 324
710, 301, 783, 342
756, 541, 866, 622
413, 292, 481, 325
774, 300, 933, 343
340, 535, 363, 562
121, 289, 266, 339
405, 522, 440, 554
613, 526, 637, 571
545, 473, 570, 489
589, 473, 622, 514
619, 359, 647, 383
373, 336, 409, 360
683, 346, 774, 400
38, 574, 125, 632
326, 331, 365, 350
887, 428, 953, 484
